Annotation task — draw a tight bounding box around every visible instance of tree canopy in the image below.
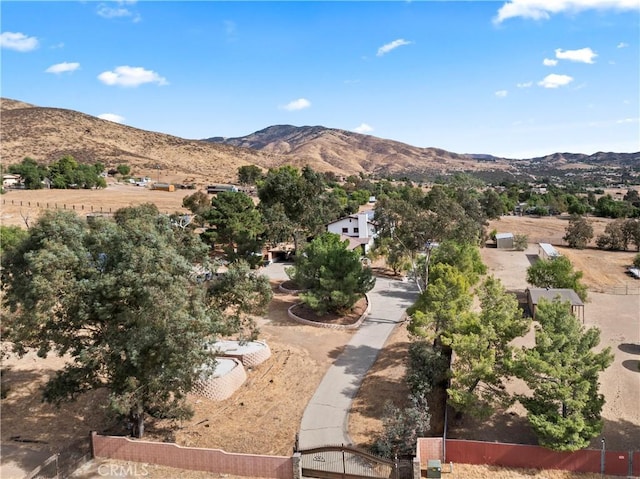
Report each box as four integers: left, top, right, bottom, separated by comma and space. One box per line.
526, 256, 588, 302
563, 215, 593, 249
287, 232, 375, 315
513, 299, 613, 451
446, 276, 529, 418
203, 191, 265, 266
1, 204, 272, 437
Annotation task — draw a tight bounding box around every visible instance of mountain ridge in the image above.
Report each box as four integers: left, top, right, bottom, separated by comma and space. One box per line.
2, 98, 637, 181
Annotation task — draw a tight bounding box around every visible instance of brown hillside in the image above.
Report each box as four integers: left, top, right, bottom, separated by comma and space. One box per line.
0, 98, 280, 183
207, 124, 516, 177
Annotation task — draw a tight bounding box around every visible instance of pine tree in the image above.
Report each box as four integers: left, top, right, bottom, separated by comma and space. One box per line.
514, 299, 613, 451
447, 276, 530, 418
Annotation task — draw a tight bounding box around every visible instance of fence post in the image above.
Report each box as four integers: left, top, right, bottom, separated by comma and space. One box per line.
600, 438, 605, 478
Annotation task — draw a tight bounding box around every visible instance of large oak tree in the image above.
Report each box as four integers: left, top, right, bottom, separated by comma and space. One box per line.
1, 204, 271, 437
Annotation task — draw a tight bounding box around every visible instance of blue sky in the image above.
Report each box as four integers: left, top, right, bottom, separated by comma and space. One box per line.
1, 1, 639, 159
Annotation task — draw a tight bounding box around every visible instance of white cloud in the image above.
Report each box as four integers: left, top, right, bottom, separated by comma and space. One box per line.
617, 42, 629, 48
377, 39, 412, 57
98, 113, 125, 123
495, 90, 508, 98
494, 0, 639, 24
280, 98, 311, 111
354, 123, 373, 133
98, 66, 168, 87
555, 47, 597, 64
543, 58, 558, 66
538, 73, 574, 88
517, 81, 533, 88
0, 32, 39, 52
97, 2, 141, 22
45, 62, 80, 74
616, 117, 639, 124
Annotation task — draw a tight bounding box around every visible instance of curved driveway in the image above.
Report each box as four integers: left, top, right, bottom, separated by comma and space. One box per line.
297, 277, 419, 449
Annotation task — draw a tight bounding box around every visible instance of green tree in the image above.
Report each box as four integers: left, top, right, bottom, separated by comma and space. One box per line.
237, 165, 264, 185
258, 166, 341, 250
596, 219, 628, 251
633, 253, 640, 268
526, 256, 588, 301
206, 261, 273, 339
0, 225, 28, 257
514, 299, 613, 451
204, 191, 265, 266
447, 277, 529, 418
1, 205, 271, 437
481, 188, 506, 219
430, 241, 487, 287
182, 190, 212, 225
116, 164, 131, 177
7, 157, 47, 189
407, 263, 472, 342
288, 233, 375, 315
563, 214, 593, 249
622, 219, 640, 252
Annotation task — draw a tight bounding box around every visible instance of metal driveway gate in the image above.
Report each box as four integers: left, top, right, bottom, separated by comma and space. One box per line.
299, 445, 401, 479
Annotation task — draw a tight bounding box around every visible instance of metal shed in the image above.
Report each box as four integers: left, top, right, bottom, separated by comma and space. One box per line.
527, 288, 584, 323
495, 232, 514, 249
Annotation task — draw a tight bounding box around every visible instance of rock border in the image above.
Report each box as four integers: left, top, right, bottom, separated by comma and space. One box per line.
278, 282, 308, 294
287, 294, 371, 330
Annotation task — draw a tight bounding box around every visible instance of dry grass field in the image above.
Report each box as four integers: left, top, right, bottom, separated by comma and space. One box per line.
0, 177, 203, 227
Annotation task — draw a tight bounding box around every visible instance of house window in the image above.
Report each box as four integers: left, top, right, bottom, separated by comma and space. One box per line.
342, 227, 348, 233
354, 228, 359, 233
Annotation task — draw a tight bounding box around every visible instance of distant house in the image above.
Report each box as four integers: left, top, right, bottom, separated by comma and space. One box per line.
526, 288, 584, 323
326, 212, 376, 254
538, 243, 561, 261
495, 232, 514, 249
2, 174, 22, 188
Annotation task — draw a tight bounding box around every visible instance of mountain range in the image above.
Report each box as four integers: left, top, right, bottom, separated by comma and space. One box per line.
2, 98, 637, 182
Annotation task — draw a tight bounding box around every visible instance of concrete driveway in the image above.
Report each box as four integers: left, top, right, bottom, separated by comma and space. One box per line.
297, 277, 419, 449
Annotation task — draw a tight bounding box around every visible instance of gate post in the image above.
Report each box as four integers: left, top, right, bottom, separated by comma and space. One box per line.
412, 456, 421, 479
292, 452, 302, 479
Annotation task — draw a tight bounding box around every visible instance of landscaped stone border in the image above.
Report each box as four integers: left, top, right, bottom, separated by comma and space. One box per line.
278, 282, 308, 294
287, 294, 371, 330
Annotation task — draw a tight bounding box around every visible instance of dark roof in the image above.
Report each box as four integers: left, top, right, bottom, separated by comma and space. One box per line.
527, 288, 583, 306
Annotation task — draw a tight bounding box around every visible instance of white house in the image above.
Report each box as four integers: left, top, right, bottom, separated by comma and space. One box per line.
2, 174, 22, 188
326, 212, 376, 254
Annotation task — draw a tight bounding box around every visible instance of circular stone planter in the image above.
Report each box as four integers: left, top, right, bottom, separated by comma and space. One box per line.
278, 281, 308, 294
206, 340, 272, 368
193, 358, 247, 401
287, 294, 371, 330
